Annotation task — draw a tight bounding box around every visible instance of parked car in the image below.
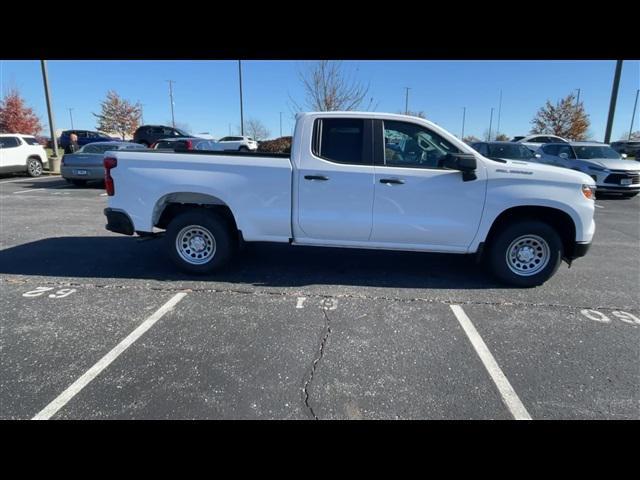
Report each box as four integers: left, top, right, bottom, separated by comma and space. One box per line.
610, 140, 640, 158
470, 141, 539, 162
61, 141, 147, 186
212, 136, 258, 152
151, 137, 216, 151
0, 134, 48, 177
513, 134, 568, 152
533, 142, 640, 198
103, 111, 596, 287
58, 130, 115, 149
133, 125, 192, 147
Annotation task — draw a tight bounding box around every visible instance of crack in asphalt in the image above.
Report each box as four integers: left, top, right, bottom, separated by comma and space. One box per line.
302, 309, 332, 420
1, 276, 637, 312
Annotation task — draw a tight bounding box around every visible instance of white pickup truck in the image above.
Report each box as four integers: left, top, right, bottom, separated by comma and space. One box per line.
104, 112, 596, 287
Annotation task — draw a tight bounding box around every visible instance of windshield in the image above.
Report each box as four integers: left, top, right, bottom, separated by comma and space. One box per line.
175, 128, 191, 136
573, 146, 621, 160
487, 144, 533, 160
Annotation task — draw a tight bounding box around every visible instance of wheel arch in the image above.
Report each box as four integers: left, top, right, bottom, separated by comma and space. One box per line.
484, 205, 577, 260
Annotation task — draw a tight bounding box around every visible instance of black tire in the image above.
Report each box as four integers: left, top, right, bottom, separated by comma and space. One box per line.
71, 179, 87, 187
487, 220, 563, 287
26, 157, 43, 177
238, 146, 249, 152
166, 210, 234, 274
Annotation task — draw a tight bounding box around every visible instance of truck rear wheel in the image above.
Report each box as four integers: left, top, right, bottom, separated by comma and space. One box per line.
166, 210, 234, 274
487, 220, 563, 287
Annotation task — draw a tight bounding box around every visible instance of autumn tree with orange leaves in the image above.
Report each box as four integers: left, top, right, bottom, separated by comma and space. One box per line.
530, 93, 590, 140
93, 90, 141, 140
0, 89, 43, 135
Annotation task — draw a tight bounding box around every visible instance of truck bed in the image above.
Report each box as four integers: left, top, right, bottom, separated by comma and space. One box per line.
107, 149, 294, 242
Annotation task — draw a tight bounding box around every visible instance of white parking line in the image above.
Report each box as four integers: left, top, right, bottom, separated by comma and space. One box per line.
32, 292, 188, 420
13, 188, 45, 194
449, 305, 532, 420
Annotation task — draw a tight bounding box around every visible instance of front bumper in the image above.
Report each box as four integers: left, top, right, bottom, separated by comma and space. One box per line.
565, 241, 592, 262
104, 208, 134, 236
61, 165, 104, 181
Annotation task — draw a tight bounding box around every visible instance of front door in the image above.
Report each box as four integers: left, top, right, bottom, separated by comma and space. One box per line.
370, 119, 486, 249
296, 117, 375, 242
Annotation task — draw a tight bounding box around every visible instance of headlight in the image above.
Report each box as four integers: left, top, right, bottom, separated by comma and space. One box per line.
582, 184, 595, 200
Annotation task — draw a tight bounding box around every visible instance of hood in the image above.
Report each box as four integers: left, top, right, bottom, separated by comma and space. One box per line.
578, 158, 640, 171
495, 158, 595, 186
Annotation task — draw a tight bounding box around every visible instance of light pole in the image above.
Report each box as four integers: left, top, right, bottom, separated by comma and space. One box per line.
496, 90, 503, 138
166, 80, 176, 128
138, 102, 145, 126
629, 89, 639, 141
238, 60, 245, 136
40, 60, 59, 161
68, 108, 74, 129
404, 87, 411, 115
461, 107, 466, 139
604, 60, 623, 144
279, 112, 283, 137
488, 107, 494, 141
576, 88, 581, 105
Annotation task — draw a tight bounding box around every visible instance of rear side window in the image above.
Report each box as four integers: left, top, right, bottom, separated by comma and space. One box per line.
313, 118, 365, 164
0, 137, 20, 148
155, 141, 178, 149
23, 137, 40, 145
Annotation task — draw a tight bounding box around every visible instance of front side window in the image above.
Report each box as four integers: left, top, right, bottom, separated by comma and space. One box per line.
542, 144, 558, 155
23, 137, 40, 145
573, 145, 621, 160
313, 118, 365, 164
382, 120, 459, 168
556, 145, 575, 158
218, 137, 230, 142
486, 143, 534, 160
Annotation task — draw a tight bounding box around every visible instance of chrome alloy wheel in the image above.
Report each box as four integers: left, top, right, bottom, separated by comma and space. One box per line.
175, 225, 217, 265
505, 234, 550, 276
28, 159, 42, 176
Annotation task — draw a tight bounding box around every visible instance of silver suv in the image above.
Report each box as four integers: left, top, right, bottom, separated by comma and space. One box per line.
533, 142, 640, 197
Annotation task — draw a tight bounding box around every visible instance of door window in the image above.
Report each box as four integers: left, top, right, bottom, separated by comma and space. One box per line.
312, 118, 365, 164
0, 137, 20, 148
382, 120, 459, 168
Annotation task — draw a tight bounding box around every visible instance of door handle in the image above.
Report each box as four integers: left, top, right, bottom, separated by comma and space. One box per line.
379, 178, 405, 185
304, 175, 329, 181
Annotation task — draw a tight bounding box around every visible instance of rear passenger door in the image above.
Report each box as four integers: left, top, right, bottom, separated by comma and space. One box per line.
296, 117, 375, 242
0, 136, 24, 167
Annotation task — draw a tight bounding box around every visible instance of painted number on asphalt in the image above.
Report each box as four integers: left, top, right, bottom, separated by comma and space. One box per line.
23, 287, 76, 299
580, 309, 639, 325
295, 297, 338, 310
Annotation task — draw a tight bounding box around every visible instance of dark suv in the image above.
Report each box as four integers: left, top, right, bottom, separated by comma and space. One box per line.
610, 140, 640, 158
133, 125, 191, 147
58, 130, 114, 149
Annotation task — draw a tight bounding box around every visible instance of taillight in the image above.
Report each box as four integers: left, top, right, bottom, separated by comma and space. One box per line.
150, 142, 157, 149
104, 156, 117, 196
185, 140, 193, 150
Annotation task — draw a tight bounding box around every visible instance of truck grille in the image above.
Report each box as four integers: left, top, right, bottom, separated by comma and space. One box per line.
604, 172, 640, 185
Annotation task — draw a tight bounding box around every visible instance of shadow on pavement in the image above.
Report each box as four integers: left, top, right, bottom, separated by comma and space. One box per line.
0, 236, 505, 289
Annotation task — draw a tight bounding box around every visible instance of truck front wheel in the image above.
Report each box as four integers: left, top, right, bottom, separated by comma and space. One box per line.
166, 210, 234, 274
487, 220, 563, 287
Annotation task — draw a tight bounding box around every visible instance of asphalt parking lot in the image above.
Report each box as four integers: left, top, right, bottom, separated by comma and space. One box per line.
0, 174, 638, 419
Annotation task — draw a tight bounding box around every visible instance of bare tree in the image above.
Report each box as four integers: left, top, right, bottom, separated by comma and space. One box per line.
494, 133, 510, 141
463, 135, 481, 144
397, 110, 426, 119
244, 118, 270, 140
530, 93, 590, 140
290, 61, 376, 112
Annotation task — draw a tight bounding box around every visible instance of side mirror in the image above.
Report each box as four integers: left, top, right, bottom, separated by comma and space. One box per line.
534, 153, 542, 159
442, 153, 477, 181
621, 153, 628, 159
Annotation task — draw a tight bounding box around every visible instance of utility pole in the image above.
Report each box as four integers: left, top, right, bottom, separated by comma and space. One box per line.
628, 89, 639, 141
40, 60, 59, 165
404, 87, 411, 115
68, 108, 74, 129
228, 123, 232, 135
279, 112, 283, 137
488, 107, 494, 141
576, 88, 581, 105
166, 80, 176, 128
461, 107, 466, 139
496, 90, 503, 137
604, 60, 623, 144
238, 60, 245, 136
139, 102, 145, 126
